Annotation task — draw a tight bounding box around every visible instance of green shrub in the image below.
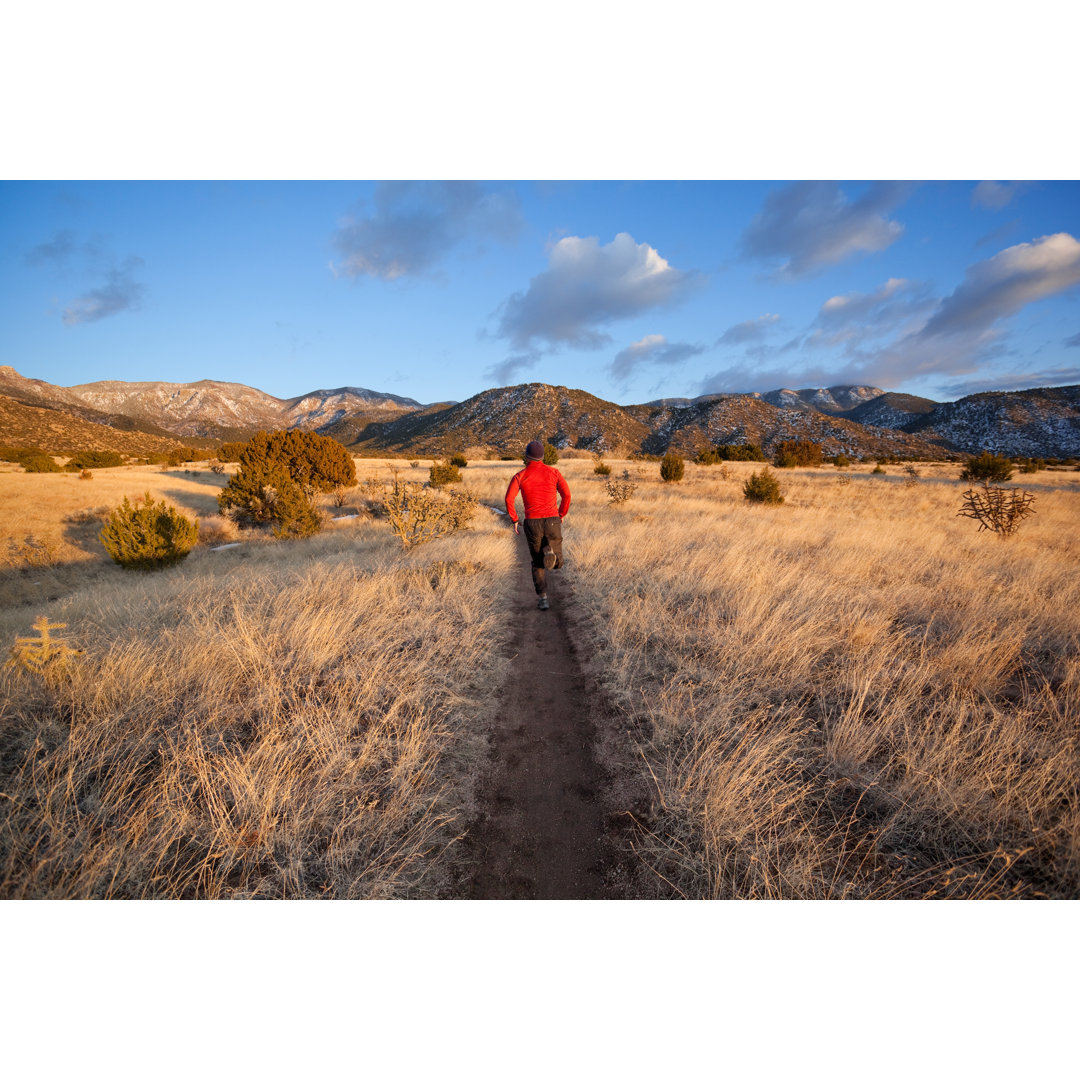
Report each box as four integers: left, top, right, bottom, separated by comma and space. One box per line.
712, 443, 766, 462
218, 441, 248, 463
594, 461, 612, 476
831, 454, 851, 467
872, 464, 886, 474
773, 440, 822, 468
23, 454, 63, 473
543, 443, 559, 465
217, 461, 322, 538
660, 452, 685, 482
1017, 457, 1045, 474
1, 445, 47, 464
239, 430, 356, 492
100, 493, 199, 570
429, 460, 462, 487
67, 450, 125, 470
960, 450, 1013, 484
449, 453, 468, 468
743, 467, 784, 504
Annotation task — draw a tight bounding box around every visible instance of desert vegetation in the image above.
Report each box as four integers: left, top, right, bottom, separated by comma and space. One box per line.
2, 455, 1078, 899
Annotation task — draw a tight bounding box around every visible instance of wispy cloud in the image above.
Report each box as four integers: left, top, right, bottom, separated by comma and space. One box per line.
740, 181, 913, 277
331, 181, 521, 280
494, 232, 696, 353
971, 180, 1031, 211
609, 334, 704, 382
698, 232, 1080, 396
918, 233, 1080, 339
24, 229, 78, 269
62, 256, 146, 325
1065, 331, 1080, 348
941, 367, 1080, 397
716, 314, 779, 347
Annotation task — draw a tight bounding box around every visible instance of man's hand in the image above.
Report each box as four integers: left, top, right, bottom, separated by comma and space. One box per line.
512, 520, 520, 534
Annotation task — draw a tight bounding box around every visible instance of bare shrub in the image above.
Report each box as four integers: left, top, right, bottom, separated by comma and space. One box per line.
380, 478, 475, 546
958, 481, 1037, 538
79, 469, 94, 481
7, 535, 61, 567
331, 484, 349, 508
605, 470, 637, 505
903, 464, 920, 487
837, 473, 852, 486
197, 514, 241, 546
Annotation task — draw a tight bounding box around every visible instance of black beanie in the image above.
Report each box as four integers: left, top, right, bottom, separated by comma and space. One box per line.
525, 440, 544, 461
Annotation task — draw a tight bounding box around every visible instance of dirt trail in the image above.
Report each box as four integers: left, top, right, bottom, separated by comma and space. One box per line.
466, 532, 606, 899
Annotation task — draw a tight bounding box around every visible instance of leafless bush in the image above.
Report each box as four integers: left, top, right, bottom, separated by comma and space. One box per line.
837, 473, 852, 486
331, 484, 349, 508
958, 481, 1037, 538
6, 535, 61, 568
717, 463, 733, 482
605, 470, 638, 505
903, 464, 920, 487
380, 478, 477, 546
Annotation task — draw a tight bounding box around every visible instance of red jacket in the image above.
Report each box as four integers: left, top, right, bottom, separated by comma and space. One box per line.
505, 461, 571, 523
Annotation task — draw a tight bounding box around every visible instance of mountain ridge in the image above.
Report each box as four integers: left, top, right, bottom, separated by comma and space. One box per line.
2, 366, 1078, 460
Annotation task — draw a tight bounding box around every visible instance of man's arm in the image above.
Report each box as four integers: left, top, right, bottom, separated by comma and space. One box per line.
556, 471, 571, 517
505, 472, 522, 522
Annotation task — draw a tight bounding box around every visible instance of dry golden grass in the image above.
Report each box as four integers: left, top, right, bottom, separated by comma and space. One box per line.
556, 457, 1080, 898
1, 482, 514, 898
3, 452, 1078, 900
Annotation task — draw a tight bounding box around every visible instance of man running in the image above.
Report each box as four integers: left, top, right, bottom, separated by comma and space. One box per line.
504, 440, 571, 610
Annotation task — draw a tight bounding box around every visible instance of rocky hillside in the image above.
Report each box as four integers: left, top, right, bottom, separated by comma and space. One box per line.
3, 365, 1078, 460
0, 393, 194, 458
628, 395, 949, 459
343, 383, 652, 457
0, 366, 422, 440
904, 385, 1080, 456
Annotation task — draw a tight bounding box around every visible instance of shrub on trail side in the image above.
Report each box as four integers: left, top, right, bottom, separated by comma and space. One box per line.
217, 461, 322, 538
100, 492, 199, 570
743, 467, 784, 504
961, 450, 1014, 484
660, 452, 685, 483
239, 430, 356, 492
543, 443, 559, 465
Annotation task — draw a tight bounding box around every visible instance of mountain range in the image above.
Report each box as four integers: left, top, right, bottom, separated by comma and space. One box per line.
2, 365, 1079, 460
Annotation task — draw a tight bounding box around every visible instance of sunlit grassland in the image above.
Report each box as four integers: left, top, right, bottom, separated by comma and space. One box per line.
1, 480, 515, 898
558, 457, 1080, 898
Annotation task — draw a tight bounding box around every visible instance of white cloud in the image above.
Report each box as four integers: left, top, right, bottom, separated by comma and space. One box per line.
494, 232, 695, 352
919, 233, 1080, 338
331, 181, 522, 280
740, 181, 912, 277
609, 334, 704, 382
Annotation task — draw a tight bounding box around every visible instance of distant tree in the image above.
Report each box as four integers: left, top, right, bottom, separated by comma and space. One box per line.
238, 430, 356, 492
713, 443, 766, 462
219, 441, 248, 463
961, 451, 1014, 483
660, 452, 685, 482
543, 443, 559, 465
67, 450, 125, 470
773, 440, 822, 468
449, 453, 468, 468
22, 454, 63, 473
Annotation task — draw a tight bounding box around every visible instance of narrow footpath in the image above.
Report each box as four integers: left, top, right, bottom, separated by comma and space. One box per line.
466, 531, 606, 899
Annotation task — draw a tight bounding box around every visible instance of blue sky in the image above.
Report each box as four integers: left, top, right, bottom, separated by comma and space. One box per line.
2, 179, 1078, 406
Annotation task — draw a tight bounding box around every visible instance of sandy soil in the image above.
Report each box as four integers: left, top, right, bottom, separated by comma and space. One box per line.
465, 531, 608, 899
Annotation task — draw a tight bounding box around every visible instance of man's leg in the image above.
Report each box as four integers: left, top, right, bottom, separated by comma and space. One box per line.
543, 516, 563, 569
523, 518, 547, 595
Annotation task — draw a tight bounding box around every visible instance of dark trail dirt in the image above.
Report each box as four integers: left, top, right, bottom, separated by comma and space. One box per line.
466, 532, 608, 899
